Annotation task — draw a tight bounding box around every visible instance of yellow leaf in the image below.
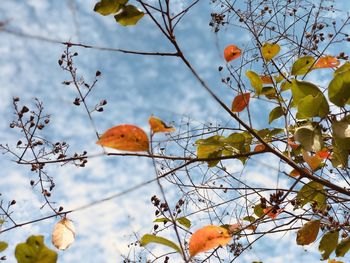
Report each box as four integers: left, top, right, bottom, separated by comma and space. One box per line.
231, 93, 250, 112
149, 116, 175, 134
261, 43, 280, 61
96, 124, 149, 152
296, 220, 320, 245
52, 218, 76, 250
328, 259, 344, 263
224, 45, 241, 62
246, 71, 263, 95
302, 149, 323, 170
189, 225, 232, 258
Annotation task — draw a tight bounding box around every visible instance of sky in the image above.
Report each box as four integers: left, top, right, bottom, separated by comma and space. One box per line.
1, 0, 350, 262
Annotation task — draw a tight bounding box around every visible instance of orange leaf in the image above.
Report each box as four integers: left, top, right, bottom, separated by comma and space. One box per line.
149, 116, 175, 134
96, 124, 149, 152
290, 168, 310, 178
316, 148, 331, 159
287, 139, 299, 150
254, 144, 265, 152
263, 206, 283, 219
224, 45, 242, 62
189, 225, 232, 258
314, 56, 340, 69
302, 149, 323, 170
231, 93, 250, 112
260, 75, 274, 84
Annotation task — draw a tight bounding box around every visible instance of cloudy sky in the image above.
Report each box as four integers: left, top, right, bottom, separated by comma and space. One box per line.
1, 0, 350, 262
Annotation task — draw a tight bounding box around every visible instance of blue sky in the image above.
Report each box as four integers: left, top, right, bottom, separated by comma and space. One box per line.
1, 0, 350, 262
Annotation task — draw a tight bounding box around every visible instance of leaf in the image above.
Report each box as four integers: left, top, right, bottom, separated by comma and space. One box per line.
269, 106, 284, 124
243, 216, 256, 223
296, 220, 321, 246
319, 231, 339, 260
15, 235, 58, 263
332, 136, 350, 168
302, 149, 323, 170
231, 93, 250, 112
114, 5, 144, 26
314, 56, 340, 69
332, 116, 350, 139
294, 124, 323, 152
334, 62, 350, 75
195, 135, 225, 167
291, 56, 315, 75
246, 71, 263, 95
189, 225, 232, 258
261, 43, 280, 61
149, 116, 175, 134
96, 124, 149, 152
94, 0, 127, 16
336, 237, 350, 257
153, 218, 170, 224
52, 218, 76, 250
291, 79, 329, 119
0, 241, 8, 252
296, 181, 326, 211
290, 168, 310, 178
328, 259, 344, 263
263, 206, 283, 219
254, 204, 264, 217
260, 75, 274, 84
140, 234, 182, 255
224, 45, 241, 62
177, 217, 191, 228
254, 144, 265, 152
328, 69, 350, 107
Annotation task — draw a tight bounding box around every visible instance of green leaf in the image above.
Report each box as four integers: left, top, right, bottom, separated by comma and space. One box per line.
196, 135, 225, 167
296, 181, 325, 210
334, 62, 350, 76
140, 234, 182, 255
15, 235, 57, 263
332, 136, 350, 168
246, 71, 263, 95
280, 80, 292, 92
114, 5, 144, 26
328, 69, 350, 107
336, 237, 350, 257
177, 217, 191, 228
332, 116, 350, 139
291, 56, 315, 75
0, 241, 8, 252
319, 231, 339, 260
294, 124, 323, 152
296, 220, 320, 245
291, 79, 329, 119
94, 0, 127, 16
254, 204, 264, 217
153, 218, 170, 224
243, 216, 256, 223
269, 106, 284, 124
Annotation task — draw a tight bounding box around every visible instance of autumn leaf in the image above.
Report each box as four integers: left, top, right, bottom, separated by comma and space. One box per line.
328, 259, 344, 263
316, 148, 332, 159
96, 124, 149, 152
314, 56, 340, 69
263, 206, 283, 219
231, 93, 250, 112
189, 225, 232, 258
149, 116, 175, 134
52, 218, 76, 250
254, 144, 265, 152
260, 75, 274, 84
290, 168, 310, 178
296, 220, 320, 245
287, 139, 299, 150
302, 149, 323, 171
224, 45, 241, 62
261, 43, 280, 61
